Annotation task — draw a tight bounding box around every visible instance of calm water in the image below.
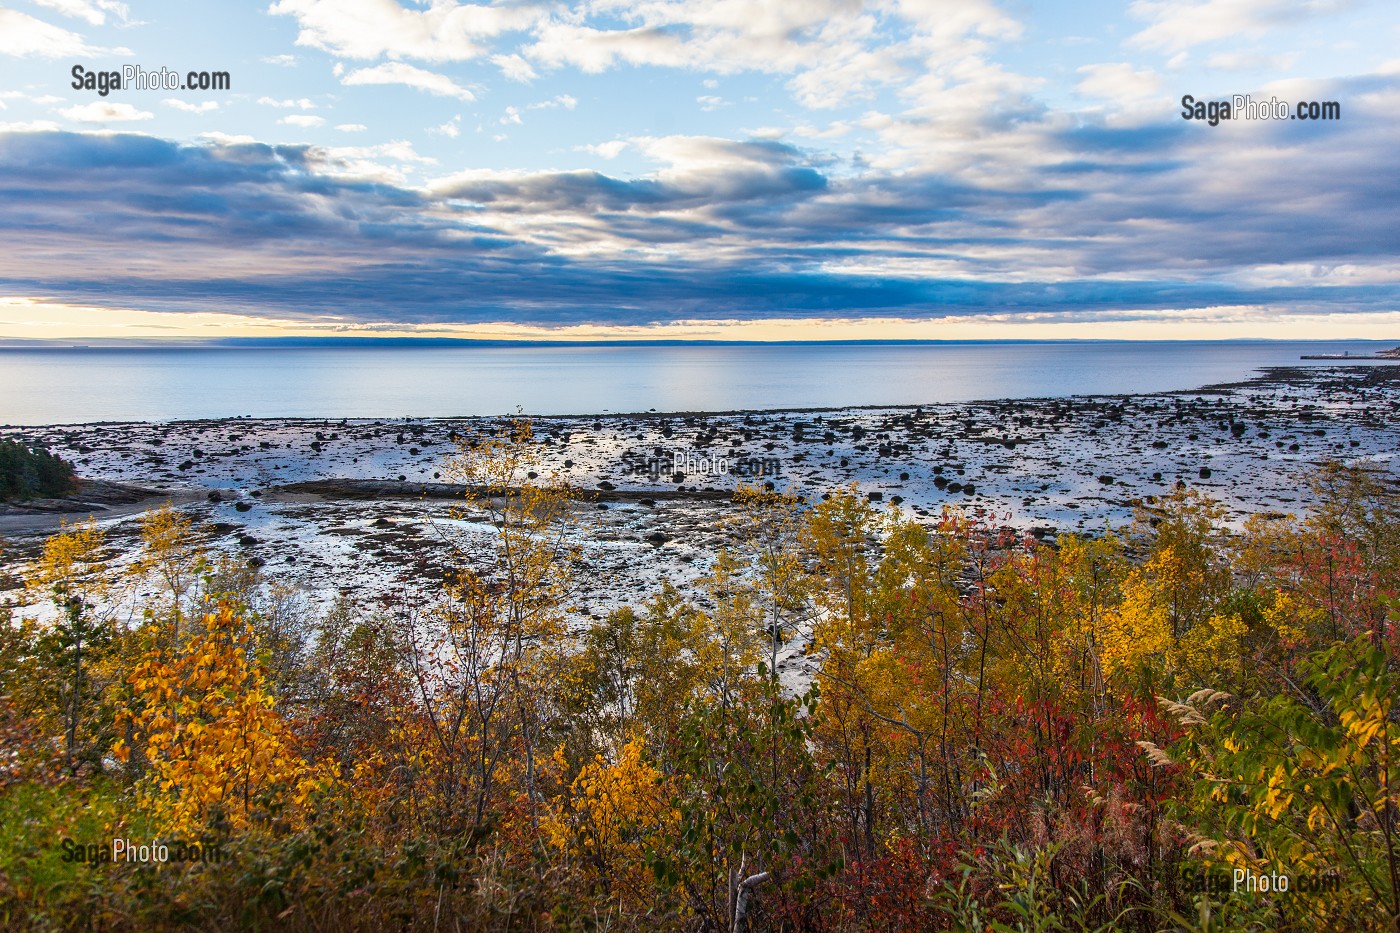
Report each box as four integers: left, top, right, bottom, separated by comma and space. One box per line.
0, 341, 1389, 425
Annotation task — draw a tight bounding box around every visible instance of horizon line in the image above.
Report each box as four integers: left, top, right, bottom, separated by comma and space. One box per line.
2, 335, 1398, 350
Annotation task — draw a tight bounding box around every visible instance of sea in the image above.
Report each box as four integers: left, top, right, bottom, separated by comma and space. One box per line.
0, 340, 1392, 425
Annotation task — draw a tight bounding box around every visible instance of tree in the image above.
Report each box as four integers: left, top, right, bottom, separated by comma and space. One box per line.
0, 439, 75, 501
807, 488, 884, 863
543, 736, 677, 907
24, 520, 121, 775
730, 485, 812, 681
117, 603, 331, 837
396, 416, 577, 837
129, 504, 208, 644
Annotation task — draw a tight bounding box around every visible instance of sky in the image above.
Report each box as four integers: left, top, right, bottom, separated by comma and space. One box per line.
0, 0, 1398, 342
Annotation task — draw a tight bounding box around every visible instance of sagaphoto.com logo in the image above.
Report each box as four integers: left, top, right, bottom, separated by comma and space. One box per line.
71, 64, 230, 96
1181, 93, 1340, 126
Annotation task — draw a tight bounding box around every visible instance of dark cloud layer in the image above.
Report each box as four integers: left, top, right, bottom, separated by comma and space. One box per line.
2, 72, 1399, 330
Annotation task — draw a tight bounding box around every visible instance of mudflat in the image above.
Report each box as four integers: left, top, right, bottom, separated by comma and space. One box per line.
3, 364, 1397, 627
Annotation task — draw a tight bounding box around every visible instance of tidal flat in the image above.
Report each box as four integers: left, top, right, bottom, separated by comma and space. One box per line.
3, 364, 1397, 639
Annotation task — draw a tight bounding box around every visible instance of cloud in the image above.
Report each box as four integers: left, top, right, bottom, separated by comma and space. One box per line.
0, 8, 100, 57
528, 94, 577, 110
2, 64, 1398, 332
697, 95, 730, 111
787, 121, 852, 139
163, 99, 220, 114
309, 140, 438, 184
582, 140, 627, 159
262, 53, 298, 66
268, 0, 541, 62
492, 53, 537, 82
335, 123, 368, 132
253, 0, 1033, 145
258, 97, 316, 110
1075, 62, 1162, 104
0, 119, 63, 132
32, 0, 128, 26
430, 115, 461, 138
58, 102, 153, 122
1204, 50, 1297, 71
518, 0, 1018, 111
199, 131, 256, 144
431, 135, 829, 212
1128, 0, 1356, 53
279, 114, 325, 127
341, 62, 476, 100
499, 106, 522, 125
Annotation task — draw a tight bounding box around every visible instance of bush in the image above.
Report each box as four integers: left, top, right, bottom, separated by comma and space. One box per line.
0, 440, 75, 501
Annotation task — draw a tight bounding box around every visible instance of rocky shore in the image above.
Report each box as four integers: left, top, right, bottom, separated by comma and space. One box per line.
3, 364, 1398, 627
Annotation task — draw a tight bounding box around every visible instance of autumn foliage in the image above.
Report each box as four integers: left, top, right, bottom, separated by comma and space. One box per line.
1, 425, 1398, 931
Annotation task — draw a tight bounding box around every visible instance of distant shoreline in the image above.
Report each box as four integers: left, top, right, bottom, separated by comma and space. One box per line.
1300, 347, 1400, 360
4, 336, 1400, 350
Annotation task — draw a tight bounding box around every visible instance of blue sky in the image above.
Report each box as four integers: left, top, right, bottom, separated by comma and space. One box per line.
0, 0, 1398, 341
